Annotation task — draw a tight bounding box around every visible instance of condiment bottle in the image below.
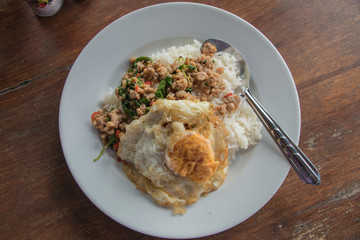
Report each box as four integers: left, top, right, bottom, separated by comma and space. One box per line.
26, 0, 63, 17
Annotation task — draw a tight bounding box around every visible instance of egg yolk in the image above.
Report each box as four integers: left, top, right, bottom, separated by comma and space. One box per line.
166, 132, 219, 183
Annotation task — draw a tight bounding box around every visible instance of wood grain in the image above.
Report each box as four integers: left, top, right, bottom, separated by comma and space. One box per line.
1, 0, 359, 239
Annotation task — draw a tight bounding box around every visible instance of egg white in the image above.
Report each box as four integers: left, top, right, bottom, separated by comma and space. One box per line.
118, 99, 229, 214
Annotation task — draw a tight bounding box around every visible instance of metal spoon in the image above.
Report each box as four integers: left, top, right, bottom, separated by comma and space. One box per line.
202, 39, 321, 185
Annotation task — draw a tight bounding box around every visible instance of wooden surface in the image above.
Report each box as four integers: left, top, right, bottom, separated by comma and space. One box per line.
1, 0, 359, 239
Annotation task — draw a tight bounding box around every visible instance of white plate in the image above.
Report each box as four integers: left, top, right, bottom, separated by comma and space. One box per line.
59, 3, 300, 239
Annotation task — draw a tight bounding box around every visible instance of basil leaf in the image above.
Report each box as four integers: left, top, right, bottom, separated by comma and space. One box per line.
155, 91, 164, 99
140, 97, 150, 105
134, 100, 142, 107
107, 134, 117, 149
157, 79, 167, 92
188, 65, 196, 70
135, 56, 153, 64
178, 65, 196, 71
129, 83, 136, 90
155, 76, 173, 99
121, 99, 136, 119
123, 108, 136, 119
93, 133, 117, 162
118, 87, 127, 98
165, 76, 173, 84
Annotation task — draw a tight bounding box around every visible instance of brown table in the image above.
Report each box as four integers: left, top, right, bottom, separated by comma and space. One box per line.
1, 0, 359, 239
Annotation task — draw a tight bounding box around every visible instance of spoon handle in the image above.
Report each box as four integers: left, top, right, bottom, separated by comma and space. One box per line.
244, 89, 321, 185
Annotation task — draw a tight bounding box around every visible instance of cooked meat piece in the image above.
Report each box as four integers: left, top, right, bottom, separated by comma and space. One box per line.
157, 66, 168, 78
207, 71, 221, 86
172, 78, 188, 91
166, 92, 176, 100
204, 58, 214, 69
136, 104, 147, 117
92, 108, 123, 136
183, 92, 197, 100
142, 66, 159, 82
224, 94, 241, 105
129, 90, 140, 100
143, 84, 156, 93
216, 104, 227, 117
105, 121, 117, 133
194, 72, 208, 81
136, 61, 145, 72
216, 67, 224, 74
201, 42, 217, 57
175, 90, 186, 99
223, 94, 241, 113
147, 93, 155, 100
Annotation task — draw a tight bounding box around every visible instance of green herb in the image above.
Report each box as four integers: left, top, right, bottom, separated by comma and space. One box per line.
134, 56, 153, 72
135, 98, 150, 107
134, 100, 142, 107
137, 77, 144, 85
157, 79, 167, 92
178, 64, 196, 71
122, 99, 136, 119
185, 88, 192, 93
93, 134, 117, 162
177, 64, 196, 83
118, 87, 127, 98
155, 76, 173, 99
175, 56, 185, 65
178, 64, 185, 70
123, 107, 136, 119
155, 91, 164, 99
188, 65, 196, 70
182, 70, 190, 82
104, 108, 114, 121
135, 56, 153, 64
139, 97, 150, 105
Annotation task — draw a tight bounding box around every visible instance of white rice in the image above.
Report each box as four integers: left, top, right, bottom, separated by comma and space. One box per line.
104, 40, 262, 159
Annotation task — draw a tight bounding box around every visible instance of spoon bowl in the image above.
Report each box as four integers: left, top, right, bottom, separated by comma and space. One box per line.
202, 39, 321, 185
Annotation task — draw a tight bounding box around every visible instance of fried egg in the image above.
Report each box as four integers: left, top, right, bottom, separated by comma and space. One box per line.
117, 99, 229, 214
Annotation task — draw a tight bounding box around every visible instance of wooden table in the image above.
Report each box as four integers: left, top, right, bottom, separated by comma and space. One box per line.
1, 0, 359, 239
